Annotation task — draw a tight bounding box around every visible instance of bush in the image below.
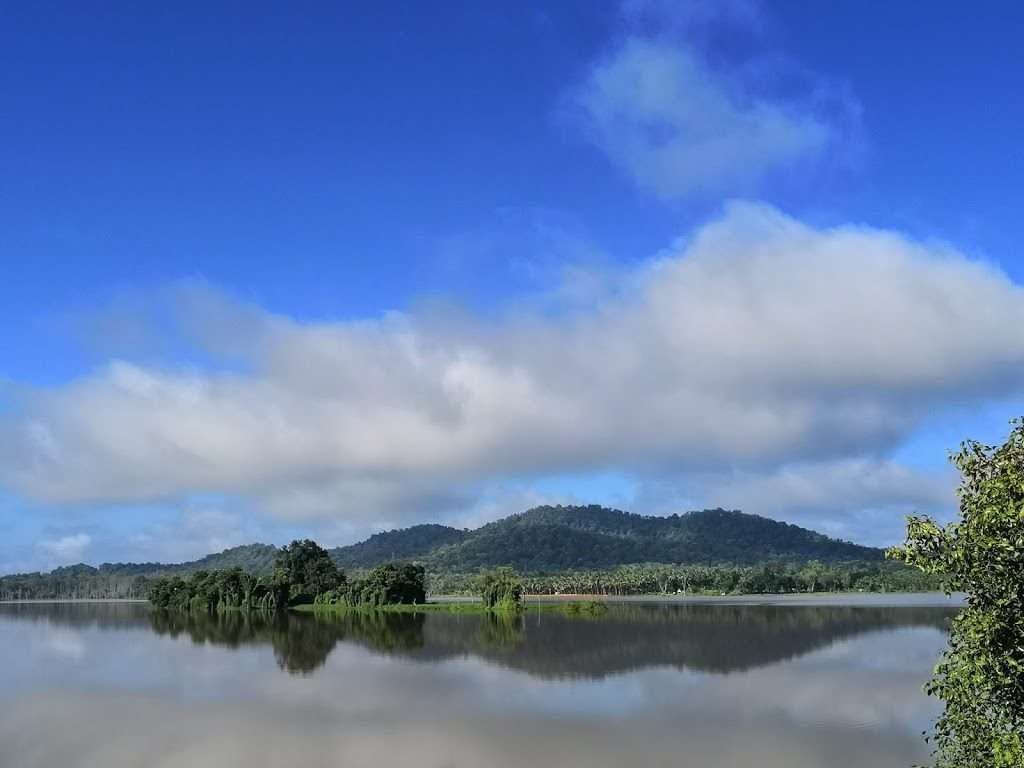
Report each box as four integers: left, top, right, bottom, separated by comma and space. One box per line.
342, 563, 427, 607
475, 567, 523, 611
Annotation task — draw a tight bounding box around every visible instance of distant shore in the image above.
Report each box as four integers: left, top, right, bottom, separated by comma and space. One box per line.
444, 592, 964, 608
3, 593, 962, 608
0, 598, 149, 604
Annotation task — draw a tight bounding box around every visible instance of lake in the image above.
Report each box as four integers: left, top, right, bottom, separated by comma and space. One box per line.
0, 597, 958, 767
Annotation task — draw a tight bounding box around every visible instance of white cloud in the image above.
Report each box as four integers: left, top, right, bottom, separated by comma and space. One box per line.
569, 38, 831, 200
565, 0, 862, 201
1, 203, 1022, 539
37, 533, 92, 564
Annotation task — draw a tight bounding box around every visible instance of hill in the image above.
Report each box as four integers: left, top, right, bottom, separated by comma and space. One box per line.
0, 544, 280, 601
329, 506, 882, 572
331, 524, 468, 569
1, 507, 885, 600
94, 543, 280, 577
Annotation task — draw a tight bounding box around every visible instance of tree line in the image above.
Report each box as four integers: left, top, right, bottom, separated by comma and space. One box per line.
427, 560, 940, 597
0, 564, 155, 601
147, 539, 429, 612
3, 555, 937, 603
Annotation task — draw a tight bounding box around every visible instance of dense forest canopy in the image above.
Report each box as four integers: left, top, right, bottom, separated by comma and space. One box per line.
147, 545, 429, 613
1, 506, 916, 601
315, 563, 427, 608
331, 506, 882, 572
274, 539, 345, 603
432, 560, 939, 596
333, 524, 469, 569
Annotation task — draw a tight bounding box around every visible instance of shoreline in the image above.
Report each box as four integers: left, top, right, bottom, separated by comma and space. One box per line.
0, 598, 149, 604
446, 592, 963, 609
0, 591, 963, 609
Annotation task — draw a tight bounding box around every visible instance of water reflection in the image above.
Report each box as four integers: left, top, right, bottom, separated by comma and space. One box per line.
1, 600, 955, 678
0, 600, 955, 768
150, 609, 344, 675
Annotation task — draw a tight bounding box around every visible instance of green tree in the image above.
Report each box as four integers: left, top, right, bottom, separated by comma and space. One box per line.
889, 419, 1024, 768
475, 567, 523, 611
274, 539, 344, 605
344, 563, 426, 607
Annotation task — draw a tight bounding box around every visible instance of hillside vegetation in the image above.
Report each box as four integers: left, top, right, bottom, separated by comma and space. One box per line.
332, 524, 468, 569
1, 506, 890, 600
97, 544, 280, 577
0, 544, 279, 601
330, 506, 882, 572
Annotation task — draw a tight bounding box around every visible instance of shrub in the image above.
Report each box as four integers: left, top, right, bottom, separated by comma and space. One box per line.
475, 567, 523, 611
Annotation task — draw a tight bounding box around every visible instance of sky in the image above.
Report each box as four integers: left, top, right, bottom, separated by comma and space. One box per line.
2, 0, 1024, 571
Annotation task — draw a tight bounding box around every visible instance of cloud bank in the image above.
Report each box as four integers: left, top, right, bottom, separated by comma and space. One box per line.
1, 202, 1021, 538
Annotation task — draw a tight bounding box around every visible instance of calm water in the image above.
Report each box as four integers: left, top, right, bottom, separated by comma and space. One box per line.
0, 598, 958, 768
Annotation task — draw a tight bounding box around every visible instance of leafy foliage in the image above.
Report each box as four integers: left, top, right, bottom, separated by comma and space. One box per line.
148, 540, 344, 612
147, 567, 280, 611
890, 420, 1024, 768
475, 567, 523, 610
315, 563, 427, 608
428, 560, 938, 596
273, 539, 344, 605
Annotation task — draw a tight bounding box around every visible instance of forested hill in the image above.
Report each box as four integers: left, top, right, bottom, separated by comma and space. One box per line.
0, 544, 279, 601
328, 506, 882, 572
40, 544, 277, 581
94, 543, 280, 577
330, 524, 469, 569
0, 507, 884, 600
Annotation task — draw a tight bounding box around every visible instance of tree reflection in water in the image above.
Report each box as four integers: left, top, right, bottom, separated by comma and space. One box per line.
138, 602, 956, 678
0, 601, 955, 678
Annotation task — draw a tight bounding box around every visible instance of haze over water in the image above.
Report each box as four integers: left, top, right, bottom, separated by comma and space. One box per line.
0, 598, 956, 768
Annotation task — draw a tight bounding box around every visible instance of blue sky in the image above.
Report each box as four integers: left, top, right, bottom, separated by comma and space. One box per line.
2, 0, 1024, 571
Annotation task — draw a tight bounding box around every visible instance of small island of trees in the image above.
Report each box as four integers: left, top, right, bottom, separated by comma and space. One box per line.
146, 539, 524, 614
148, 539, 348, 611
